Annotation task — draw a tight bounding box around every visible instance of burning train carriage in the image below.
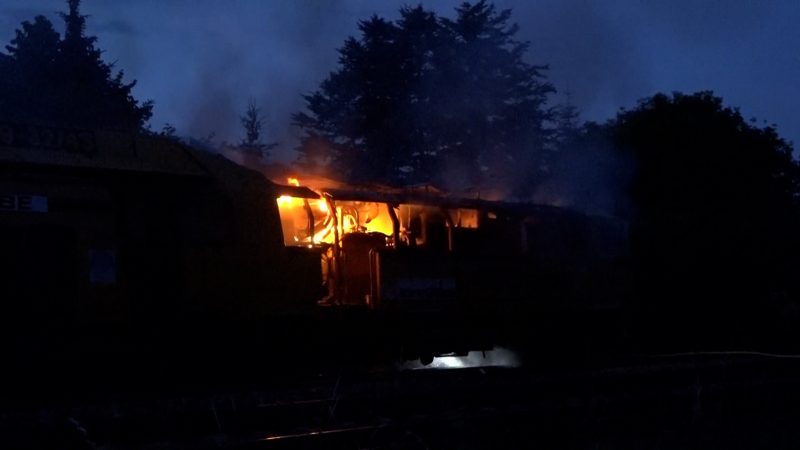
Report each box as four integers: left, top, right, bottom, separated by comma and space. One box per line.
273, 178, 631, 358
0, 123, 630, 370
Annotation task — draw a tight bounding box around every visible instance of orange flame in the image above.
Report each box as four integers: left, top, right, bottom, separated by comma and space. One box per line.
276, 176, 397, 246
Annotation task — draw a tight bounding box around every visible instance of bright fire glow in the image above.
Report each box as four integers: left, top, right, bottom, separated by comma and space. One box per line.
276, 177, 396, 246
277, 195, 295, 206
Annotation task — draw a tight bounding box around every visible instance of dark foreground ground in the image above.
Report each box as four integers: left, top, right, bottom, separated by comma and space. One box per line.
4, 350, 800, 450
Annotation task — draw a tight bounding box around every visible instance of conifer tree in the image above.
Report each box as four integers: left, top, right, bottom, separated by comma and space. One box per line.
295, 1, 555, 190
0, 0, 152, 131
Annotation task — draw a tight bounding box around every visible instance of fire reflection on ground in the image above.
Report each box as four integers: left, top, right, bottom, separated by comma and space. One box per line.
400, 347, 520, 370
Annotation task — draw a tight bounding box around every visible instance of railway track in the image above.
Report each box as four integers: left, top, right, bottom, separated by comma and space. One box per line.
4, 354, 800, 449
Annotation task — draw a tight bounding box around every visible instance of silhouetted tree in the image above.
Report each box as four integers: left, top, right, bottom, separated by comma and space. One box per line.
241, 101, 263, 148
0, 0, 152, 131
438, 1, 555, 194
237, 99, 277, 162
159, 123, 179, 140
0, 16, 61, 125
611, 91, 800, 348
551, 97, 581, 147
294, 1, 555, 190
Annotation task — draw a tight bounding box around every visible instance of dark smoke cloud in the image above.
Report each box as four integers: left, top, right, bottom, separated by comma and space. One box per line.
1, 0, 798, 159
533, 136, 634, 217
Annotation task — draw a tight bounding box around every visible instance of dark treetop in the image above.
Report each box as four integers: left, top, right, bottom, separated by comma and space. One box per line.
0, 0, 152, 132
294, 1, 555, 192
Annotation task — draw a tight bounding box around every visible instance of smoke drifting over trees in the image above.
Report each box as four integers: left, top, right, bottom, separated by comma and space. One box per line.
3, 0, 795, 160
294, 2, 555, 193
1, 1, 796, 220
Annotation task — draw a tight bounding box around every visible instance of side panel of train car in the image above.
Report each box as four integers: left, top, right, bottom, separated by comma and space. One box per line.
0, 129, 307, 380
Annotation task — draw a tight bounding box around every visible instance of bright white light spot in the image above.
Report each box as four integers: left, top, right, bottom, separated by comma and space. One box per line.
431, 356, 466, 369
400, 347, 520, 370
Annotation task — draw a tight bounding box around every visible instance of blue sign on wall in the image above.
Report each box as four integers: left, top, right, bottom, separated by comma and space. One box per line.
0, 194, 48, 213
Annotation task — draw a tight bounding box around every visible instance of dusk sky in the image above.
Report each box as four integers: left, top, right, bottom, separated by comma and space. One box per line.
1, 0, 798, 160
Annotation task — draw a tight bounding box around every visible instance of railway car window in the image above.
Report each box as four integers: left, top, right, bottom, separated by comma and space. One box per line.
276, 196, 329, 245
336, 201, 394, 236
277, 195, 397, 246
450, 208, 478, 228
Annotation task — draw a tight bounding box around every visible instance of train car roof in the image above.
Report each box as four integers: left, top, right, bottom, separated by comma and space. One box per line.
271, 181, 578, 219
0, 122, 210, 177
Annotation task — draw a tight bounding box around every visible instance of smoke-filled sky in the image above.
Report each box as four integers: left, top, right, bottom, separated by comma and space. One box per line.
1, 0, 798, 160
